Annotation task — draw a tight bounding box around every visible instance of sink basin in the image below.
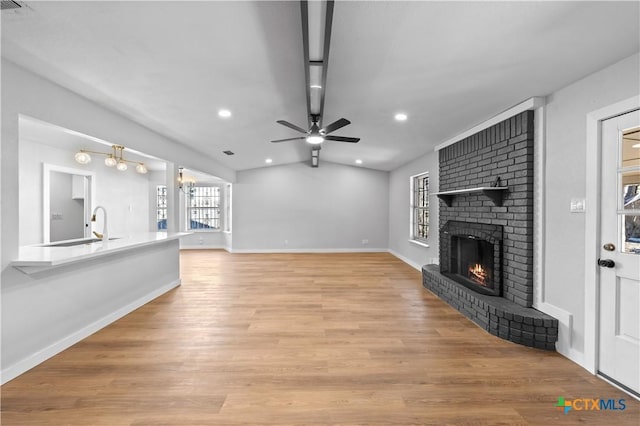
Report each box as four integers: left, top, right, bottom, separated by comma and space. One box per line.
44, 238, 120, 247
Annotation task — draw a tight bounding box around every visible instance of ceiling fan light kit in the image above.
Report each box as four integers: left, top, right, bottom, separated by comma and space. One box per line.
306, 135, 324, 144
272, 116, 359, 145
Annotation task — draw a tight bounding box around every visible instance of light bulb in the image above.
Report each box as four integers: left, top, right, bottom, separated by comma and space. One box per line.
306, 135, 324, 144
104, 156, 117, 167
394, 113, 408, 121
136, 163, 148, 174
75, 151, 91, 164
116, 161, 128, 171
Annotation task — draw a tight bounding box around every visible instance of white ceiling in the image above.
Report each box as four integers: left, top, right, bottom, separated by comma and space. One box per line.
2, 1, 639, 172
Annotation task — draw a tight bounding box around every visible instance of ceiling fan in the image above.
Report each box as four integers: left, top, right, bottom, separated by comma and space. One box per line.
271, 115, 360, 145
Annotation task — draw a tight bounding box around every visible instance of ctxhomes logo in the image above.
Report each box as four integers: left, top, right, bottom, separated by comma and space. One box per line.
555, 397, 626, 414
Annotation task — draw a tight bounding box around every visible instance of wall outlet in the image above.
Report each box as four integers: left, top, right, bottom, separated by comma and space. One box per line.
570, 198, 586, 213
284, 239, 288, 246
362, 239, 369, 245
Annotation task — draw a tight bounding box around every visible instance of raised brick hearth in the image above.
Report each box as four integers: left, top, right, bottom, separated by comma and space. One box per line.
423, 110, 558, 350
423, 265, 557, 349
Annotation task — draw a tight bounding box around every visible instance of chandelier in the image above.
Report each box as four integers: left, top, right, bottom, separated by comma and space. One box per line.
74, 145, 148, 174
178, 167, 196, 192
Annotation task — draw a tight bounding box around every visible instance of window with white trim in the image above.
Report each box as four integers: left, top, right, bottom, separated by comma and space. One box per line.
187, 185, 221, 230
411, 172, 429, 243
157, 185, 167, 230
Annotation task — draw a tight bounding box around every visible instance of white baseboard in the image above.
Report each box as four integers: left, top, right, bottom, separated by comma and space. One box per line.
535, 301, 572, 328
227, 248, 388, 254
534, 301, 587, 369
179, 244, 227, 250
1, 279, 181, 385
387, 249, 423, 271
556, 345, 586, 370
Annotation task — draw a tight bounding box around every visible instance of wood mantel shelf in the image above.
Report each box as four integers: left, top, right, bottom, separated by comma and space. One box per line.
434, 187, 508, 207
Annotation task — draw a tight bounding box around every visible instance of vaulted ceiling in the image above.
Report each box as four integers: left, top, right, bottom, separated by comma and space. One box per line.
2, 1, 639, 172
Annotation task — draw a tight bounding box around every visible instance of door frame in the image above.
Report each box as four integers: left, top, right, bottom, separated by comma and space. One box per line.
43, 163, 96, 244
584, 95, 640, 374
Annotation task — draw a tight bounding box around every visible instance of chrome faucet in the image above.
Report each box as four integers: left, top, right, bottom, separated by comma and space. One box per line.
91, 206, 108, 241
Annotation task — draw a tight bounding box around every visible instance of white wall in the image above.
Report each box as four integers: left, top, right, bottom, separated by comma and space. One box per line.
388, 150, 440, 270
19, 139, 150, 245
2, 59, 235, 269
232, 161, 389, 251
542, 53, 640, 362
180, 231, 229, 250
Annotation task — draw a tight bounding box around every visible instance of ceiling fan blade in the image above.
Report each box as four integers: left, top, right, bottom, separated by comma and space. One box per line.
321, 118, 351, 135
276, 120, 308, 134
325, 135, 360, 143
271, 137, 306, 143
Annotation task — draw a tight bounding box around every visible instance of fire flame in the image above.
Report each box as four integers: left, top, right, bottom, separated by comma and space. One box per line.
468, 263, 488, 286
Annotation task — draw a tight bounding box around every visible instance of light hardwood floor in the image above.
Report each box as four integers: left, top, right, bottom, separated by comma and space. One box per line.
1, 251, 638, 425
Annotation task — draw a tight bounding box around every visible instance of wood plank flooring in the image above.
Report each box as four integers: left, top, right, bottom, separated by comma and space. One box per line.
2, 251, 638, 425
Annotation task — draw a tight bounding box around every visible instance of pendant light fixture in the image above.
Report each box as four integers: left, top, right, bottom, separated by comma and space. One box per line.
74, 145, 148, 174
178, 167, 196, 192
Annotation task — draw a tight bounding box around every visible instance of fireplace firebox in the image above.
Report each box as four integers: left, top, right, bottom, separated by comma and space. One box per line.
440, 221, 503, 297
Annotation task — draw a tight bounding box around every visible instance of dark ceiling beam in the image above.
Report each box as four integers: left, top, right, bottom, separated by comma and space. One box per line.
300, 0, 335, 166
300, 1, 312, 128
317, 0, 334, 128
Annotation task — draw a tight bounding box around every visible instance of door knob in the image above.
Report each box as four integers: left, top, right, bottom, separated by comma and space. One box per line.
597, 258, 615, 268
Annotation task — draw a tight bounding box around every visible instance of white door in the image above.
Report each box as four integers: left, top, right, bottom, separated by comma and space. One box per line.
598, 109, 640, 396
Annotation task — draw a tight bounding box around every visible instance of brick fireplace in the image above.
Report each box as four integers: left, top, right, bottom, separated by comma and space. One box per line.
423, 110, 558, 350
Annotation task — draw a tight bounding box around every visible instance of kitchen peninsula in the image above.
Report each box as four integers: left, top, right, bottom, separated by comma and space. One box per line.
2, 232, 188, 383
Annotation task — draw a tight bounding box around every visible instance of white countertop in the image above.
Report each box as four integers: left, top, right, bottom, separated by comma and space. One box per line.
12, 232, 190, 274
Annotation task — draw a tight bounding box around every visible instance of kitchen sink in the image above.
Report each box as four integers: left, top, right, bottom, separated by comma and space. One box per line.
44, 237, 120, 247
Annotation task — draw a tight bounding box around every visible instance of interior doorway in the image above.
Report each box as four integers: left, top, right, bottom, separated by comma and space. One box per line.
43, 164, 95, 244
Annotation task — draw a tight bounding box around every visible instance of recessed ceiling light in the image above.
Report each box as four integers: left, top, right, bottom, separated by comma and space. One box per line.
265, 158, 273, 164
633, 143, 640, 148
394, 113, 408, 121
310, 85, 322, 89
218, 109, 232, 118
355, 159, 363, 165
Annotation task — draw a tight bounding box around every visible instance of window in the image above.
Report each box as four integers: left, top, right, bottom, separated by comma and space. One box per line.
411, 172, 429, 244
155, 184, 224, 231
157, 185, 167, 230
187, 186, 221, 230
